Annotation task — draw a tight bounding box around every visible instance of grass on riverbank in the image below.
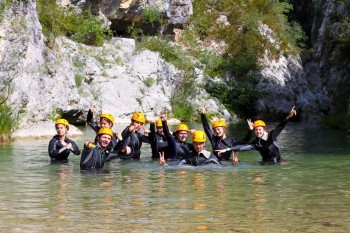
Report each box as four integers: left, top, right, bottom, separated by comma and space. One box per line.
0, 100, 14, 142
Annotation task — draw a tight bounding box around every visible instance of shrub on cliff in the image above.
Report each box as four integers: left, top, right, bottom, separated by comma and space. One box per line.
0, 97, 14, 142
37, 0, 111, 47
186, 0, 305, 117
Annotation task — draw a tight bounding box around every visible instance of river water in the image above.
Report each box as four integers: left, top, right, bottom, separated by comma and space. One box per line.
0, 122, 349, 232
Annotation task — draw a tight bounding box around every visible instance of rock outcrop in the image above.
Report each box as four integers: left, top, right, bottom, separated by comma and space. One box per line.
0, 0, 229, 138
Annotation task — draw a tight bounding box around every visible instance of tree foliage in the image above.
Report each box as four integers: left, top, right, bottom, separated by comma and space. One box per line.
187, 0, 306, 117
37, 0, 111, 47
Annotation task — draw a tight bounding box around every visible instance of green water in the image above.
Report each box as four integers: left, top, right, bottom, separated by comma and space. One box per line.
0, 123, 350, 232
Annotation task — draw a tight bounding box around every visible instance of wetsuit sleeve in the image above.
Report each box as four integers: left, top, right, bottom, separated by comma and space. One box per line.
48, 137, 70, 159
177, 159, 187, 165
48, 138, 60, 158
113, 127, 131, 154
200, 113, 215, 147
87, 109, 100, 133
141, 134, 151, 144
67, 139, 81, 155
149, 123, 158, 158
232, 130, 253, 146
162, 120, 177, 159
224, 144, 254, 152
270, 117, 289, 141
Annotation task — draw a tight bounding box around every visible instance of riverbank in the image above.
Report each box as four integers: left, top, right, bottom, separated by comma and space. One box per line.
11, 121, 84, 140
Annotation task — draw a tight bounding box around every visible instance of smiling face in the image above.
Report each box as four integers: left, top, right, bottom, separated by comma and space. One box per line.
176, 130, 188, 142
213, 126, 226, 138
254, 126, 266, 138
193, 142, 205, 153
55, 124, 68, 137
98, 134, 112, 148
100, 118, 113, 128
131, 120, 144, 131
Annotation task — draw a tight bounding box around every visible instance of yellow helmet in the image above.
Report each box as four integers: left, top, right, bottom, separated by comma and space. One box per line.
55, 119, 69, 129
253, 120, 267, 128
131, 112, 146, 124
100, 113, 114, 125
176, 123, 189, 132
156, 118, 163, 127
192, 130, 206, 143
98, 127, 113, 137
212, 119, 227, 129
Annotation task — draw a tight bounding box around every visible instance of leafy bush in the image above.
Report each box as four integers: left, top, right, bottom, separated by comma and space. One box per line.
37, 0, 111, 47
144, 77, 155, 87
74, 74, 83, 87
184, 0, 306, 118
142, 7, 162, 26
0, 96, 15, 141
335, 17, 350, 58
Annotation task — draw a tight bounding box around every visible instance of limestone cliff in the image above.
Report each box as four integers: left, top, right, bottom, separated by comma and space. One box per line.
0, 0, 229, 138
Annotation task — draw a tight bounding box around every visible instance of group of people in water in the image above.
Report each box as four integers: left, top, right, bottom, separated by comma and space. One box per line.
48, 106, 297, 169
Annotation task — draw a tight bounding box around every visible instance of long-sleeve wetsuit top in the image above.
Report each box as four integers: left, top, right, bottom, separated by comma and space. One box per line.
117, 126, 151, 159
160, 120, 178, 160
224, 117, 291, 163
201, 113, 252, 160
149, 123, 169, 159
173, 135, 194, 160
177, 149, 221, 166
80, 144, 107, 169
48, 135, 81, 160
86, 112, 118, 156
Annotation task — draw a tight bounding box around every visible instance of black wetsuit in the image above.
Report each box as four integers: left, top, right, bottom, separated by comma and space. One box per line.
80, 144, 107, 169
201, 113, 252, 160
177, 149, 221, 166
225, 117, 291, 163
86, 110, 118, 157
48, 135, 81, 160
117, 126, 151, 159
149, 123, 170, 159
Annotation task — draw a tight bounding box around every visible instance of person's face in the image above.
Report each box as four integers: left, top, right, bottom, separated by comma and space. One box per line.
100, 118, 112, 128
213, 126, 226, 138
254, 126, 266, 138
193, 142, 205, 153
156, 126, 164, 136
176, 130, 188, 142
56, 124, 67, 136
132, 120, 144, 131
99, 134, 112, 148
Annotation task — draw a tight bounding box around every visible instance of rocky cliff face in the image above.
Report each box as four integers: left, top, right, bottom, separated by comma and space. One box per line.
1, 0, 349, 137
58, 0, 192, 34
0, 0, 229, 135
250, 0, 350, 120
302, 0, 350, 115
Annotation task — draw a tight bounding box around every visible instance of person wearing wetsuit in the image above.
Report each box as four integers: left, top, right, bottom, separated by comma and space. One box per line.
48, 119, 81, 161
216, 106, 297, 164
199, 106, 253, 162
171, 123, 194, 160
159, 130, 221, 166
80, 127, 113, 169
148, 118, 170, 159
86, 109, 120, 159
116, 112, 151, 160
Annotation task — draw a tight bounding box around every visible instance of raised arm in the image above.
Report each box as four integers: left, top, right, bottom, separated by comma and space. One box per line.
160, 114, 177, 159
87, 108, 100, 133
271, 106, 297, 140
199, 106, 215, 147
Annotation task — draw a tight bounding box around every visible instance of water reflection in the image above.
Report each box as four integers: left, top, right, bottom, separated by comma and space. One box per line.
0, 123, 349, 232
